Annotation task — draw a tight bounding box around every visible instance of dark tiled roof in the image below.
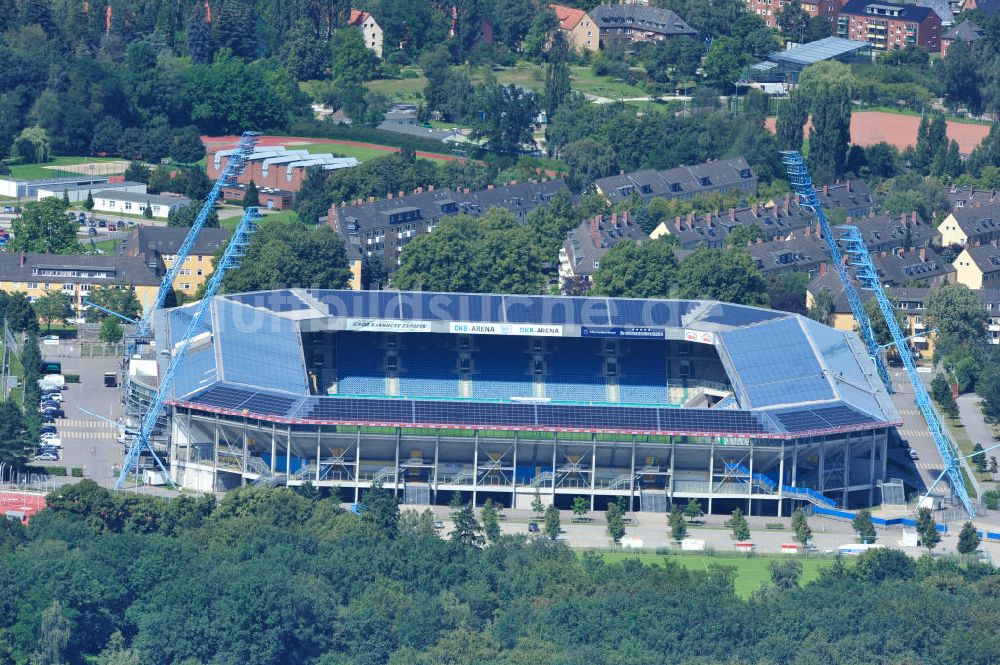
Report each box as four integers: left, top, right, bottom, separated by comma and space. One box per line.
332, 180, 569, 233
945, 186, 999, 208
949, 203, 1000, 237
839, 0, 936, 21
815, 179, 873, 213
132, 226, 230, 259
662, 197, 816, 249
963, 242, 1000, 273
588, 4, 696, 35
562, 212, 647, 277
943, 20, 982, 40
0, 252, 160, 286
747, 234, 829, 274
594, 158, 755, 204
969, 0, 1000, 16
850, 211, 939, 252
871, 246, 954, 285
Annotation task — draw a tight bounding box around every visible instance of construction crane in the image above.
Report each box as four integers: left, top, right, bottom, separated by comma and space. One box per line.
781, 151, 975, 516
116, 206, 263, 489
840, 225, 975, 516
781, 151, 892, 393
136, 131, 259, 340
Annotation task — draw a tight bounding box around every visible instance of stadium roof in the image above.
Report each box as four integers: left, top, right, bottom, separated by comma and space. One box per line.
159, 290, 900, 439
769, 37, 871, 67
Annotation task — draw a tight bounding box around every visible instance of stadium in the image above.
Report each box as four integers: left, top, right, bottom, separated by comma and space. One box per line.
150, 289, 901, 515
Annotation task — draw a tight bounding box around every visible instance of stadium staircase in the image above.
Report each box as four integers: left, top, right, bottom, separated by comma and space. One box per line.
608, 473, 633, 490
723, 462, 777, 493
780, 485, 836, 508
529, 472, 554, 488
403, 484, 430, 505
373, 466, 397, 483
639, 490, 668, 513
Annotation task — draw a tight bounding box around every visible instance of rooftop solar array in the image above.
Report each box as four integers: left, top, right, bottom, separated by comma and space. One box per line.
214, 298, 309, 394
176, 381, 892, 438
720, 318, 834, 408
228, 289, 310, 312
699, 303, 786, 327
298, 290, 698, 328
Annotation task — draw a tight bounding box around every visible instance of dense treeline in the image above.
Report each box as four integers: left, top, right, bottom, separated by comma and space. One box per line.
0, 480, 998, 664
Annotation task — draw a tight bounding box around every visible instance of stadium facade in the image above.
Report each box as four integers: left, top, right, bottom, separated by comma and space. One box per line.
150, 289, 901, 515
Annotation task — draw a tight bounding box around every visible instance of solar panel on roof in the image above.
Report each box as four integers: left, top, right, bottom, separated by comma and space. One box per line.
772, 404, 874, 432
503, 296, 546, 323
572, 298, 611, 326
228, 290, 309, 312
699, 303, 786, 327
190, 384, 257, 409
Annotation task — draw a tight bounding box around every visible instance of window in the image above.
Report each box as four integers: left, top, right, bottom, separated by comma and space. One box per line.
603, 340, 618, 355
385, 333, 399, 348
27, 282, 38, 289
459, 356, 471, 373
457, 335, 471, 350
180, 283, 191, 290
386, 353, 399, 372
124, 202, 132, 211
605, 359, 618, 377
532, 358, 544, 375
196, 269, 204, 276
531, 338, 544, 353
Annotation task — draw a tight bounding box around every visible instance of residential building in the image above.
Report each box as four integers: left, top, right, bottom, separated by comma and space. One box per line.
220, 183, 295, 210
588, 4, 696, 49
559, 212, 646, 293
550, 3, 599, 51
0, 251, 159, 319
650, 197, 817, 250
946, 185, 999, 209
328, 179, 570, 272
747, 232, 830, 277
92, 190, 190, 219
941, 18, 984, 55
958, 0, 1000, 16
836, 0, 942, 51
847, 211, 939, 253
208, 146, 358, 193
815, 179, 874, 217
954, 242, 1000, 289
594, 158, 756, 205
124, 226, 230, 297
746, 0, 844, 29
870, 245, 953, 286
348, 9, 383, 58
34, 180, 146, 204
937, 202, 1000, 246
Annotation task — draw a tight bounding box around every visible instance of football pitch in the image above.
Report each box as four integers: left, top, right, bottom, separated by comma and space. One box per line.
600, 552, 840, 598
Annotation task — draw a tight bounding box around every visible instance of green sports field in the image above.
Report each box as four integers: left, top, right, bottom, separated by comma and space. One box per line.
600, 552, 841, 598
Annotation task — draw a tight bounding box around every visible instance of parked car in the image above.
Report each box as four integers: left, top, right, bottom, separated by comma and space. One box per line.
107, 223, 117, 231
42, 392, 63, 402
2, 206, 13, 213
88, 227, 97, 235
909, 449, 920, 460
433, 521, 444, 530
34, 452, 59, 461
40, 414, 55, 424
40, 407, 65, 418
78, 212, 87, 222
528, 522, 539, 533
899, 440, 909, 449
97, 219, 107, 228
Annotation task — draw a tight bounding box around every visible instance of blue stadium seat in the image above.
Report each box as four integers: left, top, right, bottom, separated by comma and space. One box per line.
398, 336, 459, 399
336, 333, 385, 396
617, 340, 667, 404
470, 337, 533, 399
544, 338, 606, 403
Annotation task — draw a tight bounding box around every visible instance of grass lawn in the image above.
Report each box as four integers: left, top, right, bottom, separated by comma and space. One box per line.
365, 75, 428, 102
600, 552, 841, 599
6, 156, 128, 181
292, 142, 398, 162
80, 237, 119, 254
569, 66, 648, 99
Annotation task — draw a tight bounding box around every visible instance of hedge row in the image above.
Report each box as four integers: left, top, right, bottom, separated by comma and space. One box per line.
284, 120, 457, 156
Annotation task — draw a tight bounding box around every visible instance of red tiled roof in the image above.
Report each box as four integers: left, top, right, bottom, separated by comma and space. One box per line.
348, 9, 370, 25
550, 3, 587, 30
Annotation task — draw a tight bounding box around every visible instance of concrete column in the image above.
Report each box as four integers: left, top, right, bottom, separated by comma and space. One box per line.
316, 426, 322, 483
629, 435, 637, 513
394, 429, 401, 499
270, 423, 276, 474
472, 432, 480, 507
241, 417, 249, 487
433, 432, 440, 505
708, 439, 715, 515
881, 431, 888, 481
590, 435, 597, 511
551, 436, 558, 498
354, 428, 361, 503
511, 433, 519, 509
669, 437, 676, 500
778, 442, 785, 517
842, 435, 851, 508
212, 414, 219, 493
869, 429, 877, 506
286, 425, 292, 481
819, 441, 826, 492
186, 412, 193, 466
748, 440, 755, 515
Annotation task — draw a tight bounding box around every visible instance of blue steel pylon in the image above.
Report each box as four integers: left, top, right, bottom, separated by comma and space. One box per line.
839, 224, 974, 516
780, 151, 893, 394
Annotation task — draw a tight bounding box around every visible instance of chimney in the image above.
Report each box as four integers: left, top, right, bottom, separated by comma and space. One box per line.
784, 193, 791, 214
398, 191, 404, 198
846, 216, 853, 224
622, 210, 629, 223
728, 208, 736, 221
705, 213, 713, 227
486, 184, 493, 190
911, 211, 918, 223
368, 196, 375, 203
464, 188, 471, 194
847, 179, 852, 192
805, 225, 811, 237
674, 216, 682, 231
428, 184, 434, 192
819, 262, 827, 276
387, 193, 393, 199
611, 212, 618, 225
750, 203, 758, 216
686, 212, 694, 227
510, 179, 517, 185
901, 213, 907, 225
919, 247, 926, 261
815, 222, 821, 238
823, 185, 829, 196
950, 184, 957, 194
756, 237, 763, 244
20, 252, 26, 266
414, 187, 423, 194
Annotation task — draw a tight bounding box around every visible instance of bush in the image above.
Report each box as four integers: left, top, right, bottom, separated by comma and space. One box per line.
46, 466, 67, 476
64, 374, 80, 384
71, 468, 84, 477
984, 490, 1000, 510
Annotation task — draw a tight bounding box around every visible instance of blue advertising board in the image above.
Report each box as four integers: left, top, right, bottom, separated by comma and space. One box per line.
581, 326, 664, 339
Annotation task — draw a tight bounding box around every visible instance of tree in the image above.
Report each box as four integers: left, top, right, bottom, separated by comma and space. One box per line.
726, 507, 750, 541
808, 288, 835, 325
33, 600, 70, 665
791, 508, 812, 546
971, 443, 988, 474
808, 86, 851, 185
531, 488, 545, 519
168, 202, 218, 228
84, 286, 141, 323
84, 191, 94, 210
450, 503, 484, 548
768, 559, 802, 592
669, 505, 687, 542
676, 248, 769, 306
10, 125, 50, 163
957, 520, 981, 555
10, 198, 77, 253
99, 317, 123, 344
606, 500, 625, 542
915, 507, 941, 552
980, 373, 1000, 424
0, 401, 33, 466
523, 7, 559, 58
683, 498, 703, 522
776, 90, 808, 153
61, 189, 69, 206
186, 4, 215, 64
469, 83, 539, 156
124, 160, 151, 184
702, 36, 749, 88
213, 1, 256, 59
926, 284, 988, 351
481, 499, 500, 543
143, 202, 153, 219
544, 31, 571, 119
543, 504, 561, 541
169, 126, 206, 164
931, 374, 958, 419
448, 490, 464, 514
941, 38, 982, 115
32, 290, 73, 331
852, 509, 876, 544
861, 295, 905, 348
282, 19, 328, 81
797, 61, 854, 100
776, 0, 809, 39
915, 114, 947, 174
4, 292, 39, 333
724, 224, 763, 249
330, 27, 378, 87
242, 180, 259, 208
393, 211, 543, 294
560, 138, 617, 193
493, 0, 534, 50
360, 481, 399, 536
96, 631, 141, 665
591, 237, 679, 298
571, 497, 589, 521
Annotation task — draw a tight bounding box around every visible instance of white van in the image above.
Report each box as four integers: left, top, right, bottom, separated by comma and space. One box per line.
38, 374, 66, 390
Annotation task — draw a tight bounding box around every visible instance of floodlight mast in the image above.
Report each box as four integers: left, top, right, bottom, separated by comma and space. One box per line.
115, 207, 263, 490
